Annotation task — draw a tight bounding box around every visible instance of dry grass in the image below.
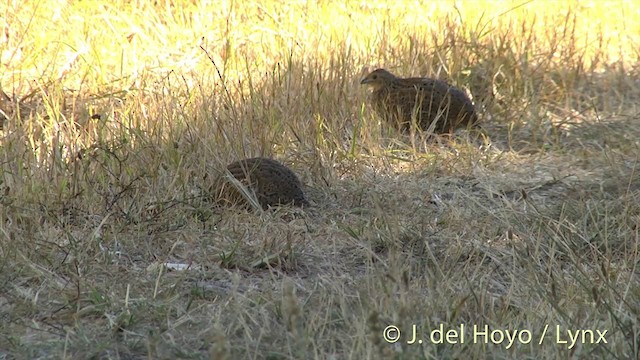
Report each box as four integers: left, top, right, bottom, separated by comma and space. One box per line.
1, 0, 639, 359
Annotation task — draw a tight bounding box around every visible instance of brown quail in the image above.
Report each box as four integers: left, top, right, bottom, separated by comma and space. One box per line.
360, 68, 478, 133
215, 157, 309, 210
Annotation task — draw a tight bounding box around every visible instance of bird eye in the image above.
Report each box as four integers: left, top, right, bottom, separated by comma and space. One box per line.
372, 75, 377, 79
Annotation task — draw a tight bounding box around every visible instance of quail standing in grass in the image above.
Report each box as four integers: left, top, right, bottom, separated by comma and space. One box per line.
360, 68, 478, 133
215, 157, 309, 210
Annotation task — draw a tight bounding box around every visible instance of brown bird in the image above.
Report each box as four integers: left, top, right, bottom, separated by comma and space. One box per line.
215, 157, 309, 210
360, 68, 478, 133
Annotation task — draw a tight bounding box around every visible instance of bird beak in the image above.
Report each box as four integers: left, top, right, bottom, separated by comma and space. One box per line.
360, 77, 371, 85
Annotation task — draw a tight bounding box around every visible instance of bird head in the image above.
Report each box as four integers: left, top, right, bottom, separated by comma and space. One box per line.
360, 68, 396, 90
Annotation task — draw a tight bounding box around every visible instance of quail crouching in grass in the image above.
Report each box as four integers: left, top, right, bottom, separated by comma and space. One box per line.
213, 157, 309, 210
360, 68, 478, 133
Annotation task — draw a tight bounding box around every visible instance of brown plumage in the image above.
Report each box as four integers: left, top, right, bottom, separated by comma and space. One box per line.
214, 157, 309, 210
360, 68, 478, 133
